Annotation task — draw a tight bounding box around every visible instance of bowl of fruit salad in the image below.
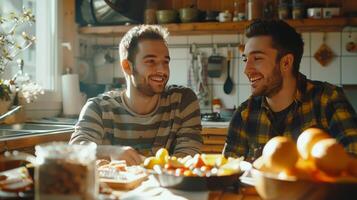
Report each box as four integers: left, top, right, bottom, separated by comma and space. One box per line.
143, 148, 251, 190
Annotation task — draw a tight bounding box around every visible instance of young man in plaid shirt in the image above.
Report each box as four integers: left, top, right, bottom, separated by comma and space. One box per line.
224, 20, 357, 160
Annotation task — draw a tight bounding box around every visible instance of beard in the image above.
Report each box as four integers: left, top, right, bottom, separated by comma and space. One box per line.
252, 64, 283, 98
132, 68, 167, 97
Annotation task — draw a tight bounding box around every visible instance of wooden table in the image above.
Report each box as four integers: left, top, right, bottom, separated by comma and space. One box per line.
106, 175, 262, 200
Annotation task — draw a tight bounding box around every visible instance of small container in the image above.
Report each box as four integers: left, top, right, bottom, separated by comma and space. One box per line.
212, 97, 222, 114
144, 0, 158, 24
292, 2, 304, 19
217, 10, 232, 22
322, 7, 340, 18
278, 3, 290, 20
307, 8, 322, 19
247, 0, 263, 20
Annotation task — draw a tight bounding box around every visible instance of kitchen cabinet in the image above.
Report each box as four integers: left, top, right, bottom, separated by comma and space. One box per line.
202, 127, 228, 154
78, 18, 357, 36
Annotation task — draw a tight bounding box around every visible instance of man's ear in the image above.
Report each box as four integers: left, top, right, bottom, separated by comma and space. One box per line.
280, 53, 294, 72
121, 59, 133, 75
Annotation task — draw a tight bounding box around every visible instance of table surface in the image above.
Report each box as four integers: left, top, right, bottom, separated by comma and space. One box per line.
104, 175, 262, 200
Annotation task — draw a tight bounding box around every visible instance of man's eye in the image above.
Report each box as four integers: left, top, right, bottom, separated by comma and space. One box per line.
254, 57, 263, 61
145, 59, 155, 64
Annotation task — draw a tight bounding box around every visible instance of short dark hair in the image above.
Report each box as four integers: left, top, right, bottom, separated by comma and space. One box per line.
245, 19, 304, 77
119, 25, 169, 64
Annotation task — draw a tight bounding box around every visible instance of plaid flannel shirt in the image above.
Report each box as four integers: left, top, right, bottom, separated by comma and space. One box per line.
224, 73, 357, 159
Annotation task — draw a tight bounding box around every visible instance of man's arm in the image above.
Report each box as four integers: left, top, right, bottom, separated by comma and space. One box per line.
173, 89, 203, 157
326, 86, 357, 155
69, 100, 143, 165
223, 106, 249, 158
69, 100, 105, 144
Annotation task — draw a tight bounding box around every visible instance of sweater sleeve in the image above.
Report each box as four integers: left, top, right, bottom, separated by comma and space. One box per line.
69, 100, 105, 145
172, 88, 203, 157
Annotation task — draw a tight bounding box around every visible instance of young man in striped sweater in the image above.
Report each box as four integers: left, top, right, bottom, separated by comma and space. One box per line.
70, 25, 202, 165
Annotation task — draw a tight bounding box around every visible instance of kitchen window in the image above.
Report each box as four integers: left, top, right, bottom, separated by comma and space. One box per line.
1, 0, 61, 117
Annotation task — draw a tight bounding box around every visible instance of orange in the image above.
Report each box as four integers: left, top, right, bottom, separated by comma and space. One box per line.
311, 138, 350, 175
262, 136, 299, 173
297, 128, 330, 160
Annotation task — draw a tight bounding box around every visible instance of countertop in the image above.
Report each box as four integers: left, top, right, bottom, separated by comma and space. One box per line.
0, 119, 75, 141
202, 121, 230, 128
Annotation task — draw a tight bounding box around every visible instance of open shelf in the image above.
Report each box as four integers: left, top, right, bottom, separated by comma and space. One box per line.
78, 18, 357, 36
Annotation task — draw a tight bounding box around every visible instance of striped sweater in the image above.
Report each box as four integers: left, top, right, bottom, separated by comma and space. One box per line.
69, 85, 203, 157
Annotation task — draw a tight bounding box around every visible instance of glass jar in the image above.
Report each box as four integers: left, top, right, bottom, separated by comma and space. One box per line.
247, 0, 263, 20
292, 2, 304, 19
212, 97, 222, 114
144, 0, 158, 24
35, 142, 97, 200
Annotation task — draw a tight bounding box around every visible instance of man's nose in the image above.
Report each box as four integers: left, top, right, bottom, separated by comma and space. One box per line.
244, 59, 254, 75
157, 61, 168, 72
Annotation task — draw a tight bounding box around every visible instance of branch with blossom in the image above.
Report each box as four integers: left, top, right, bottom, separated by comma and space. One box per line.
0, 8, 43, 105
0, 7, 36, 73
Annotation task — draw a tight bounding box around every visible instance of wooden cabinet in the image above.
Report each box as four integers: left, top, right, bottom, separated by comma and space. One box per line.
202, 127, 228, 154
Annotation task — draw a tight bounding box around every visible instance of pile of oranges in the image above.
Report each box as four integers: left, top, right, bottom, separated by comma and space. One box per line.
256, 128, 357, 182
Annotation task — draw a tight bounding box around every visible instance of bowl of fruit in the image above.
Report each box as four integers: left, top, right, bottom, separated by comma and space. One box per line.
251, 128, 357, 200
143, 148, 251, 190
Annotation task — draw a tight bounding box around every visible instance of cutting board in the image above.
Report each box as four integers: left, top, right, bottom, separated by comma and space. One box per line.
100, 174, 148, 190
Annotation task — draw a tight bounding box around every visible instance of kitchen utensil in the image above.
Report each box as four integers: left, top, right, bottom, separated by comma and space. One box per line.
239, 34, 245, 54
346, 31, 357, 53
179, 8, 199, 23
204, 10, 219, 22
77, 59, 95, 83
207, 44, 225, 78
156, 9, 178, 24
217, 10, 232, 22
152, 161, 251, 191
314, 33, 335, 67
251, 168, 357, 200
223, 47, 233, 94
307, 8, 322, 19
77, 0, 144, 25
322, 7, 340, 18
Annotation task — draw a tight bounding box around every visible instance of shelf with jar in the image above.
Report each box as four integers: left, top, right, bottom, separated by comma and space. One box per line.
78, 17, 357, 36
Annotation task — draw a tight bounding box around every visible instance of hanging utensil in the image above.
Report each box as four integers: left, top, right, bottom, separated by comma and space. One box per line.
223, 46, 233, 94
207, 44, 225, 78
239, 34, 245, 53
313, 33, 335, 67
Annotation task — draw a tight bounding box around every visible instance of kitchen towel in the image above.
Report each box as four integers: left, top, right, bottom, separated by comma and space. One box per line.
61, 74, 83, 116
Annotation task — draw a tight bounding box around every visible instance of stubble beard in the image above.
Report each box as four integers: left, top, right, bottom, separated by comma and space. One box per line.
132, 69, 166, 97
252, 64, 283, 98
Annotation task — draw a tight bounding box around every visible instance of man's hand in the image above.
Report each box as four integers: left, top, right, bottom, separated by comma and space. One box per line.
111, 146, 144, 166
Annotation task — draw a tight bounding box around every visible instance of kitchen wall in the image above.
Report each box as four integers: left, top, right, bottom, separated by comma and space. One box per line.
78, 28, 357, 112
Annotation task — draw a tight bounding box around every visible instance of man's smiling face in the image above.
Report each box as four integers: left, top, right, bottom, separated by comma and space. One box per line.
131, 39, 170, 96
242, 36, 283, 98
